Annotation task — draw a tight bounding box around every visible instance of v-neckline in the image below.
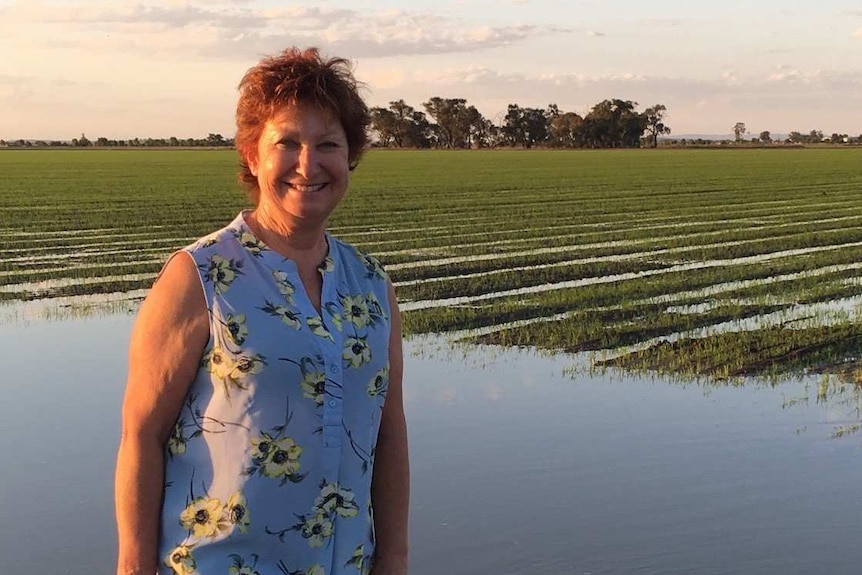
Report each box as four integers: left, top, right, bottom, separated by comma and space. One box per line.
235, 211, 337, 325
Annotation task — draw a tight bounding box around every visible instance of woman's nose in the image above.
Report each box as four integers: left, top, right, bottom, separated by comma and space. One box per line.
296, 145, 319, 178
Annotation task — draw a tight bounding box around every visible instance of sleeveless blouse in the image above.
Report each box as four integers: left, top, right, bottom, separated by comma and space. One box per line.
158, 212, 391, 575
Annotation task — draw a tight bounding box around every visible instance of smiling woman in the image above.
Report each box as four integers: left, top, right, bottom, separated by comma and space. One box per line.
114, 47, 409, 575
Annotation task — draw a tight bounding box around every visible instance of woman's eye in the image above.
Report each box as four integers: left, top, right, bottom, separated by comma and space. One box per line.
276, 139, 299, 150
319, 141, 341, 149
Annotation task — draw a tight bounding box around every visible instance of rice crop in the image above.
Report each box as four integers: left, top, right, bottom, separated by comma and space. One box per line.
3, 147, 862, 389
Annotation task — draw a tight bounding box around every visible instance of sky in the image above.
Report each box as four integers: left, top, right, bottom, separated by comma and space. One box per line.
2, 0, 862, 140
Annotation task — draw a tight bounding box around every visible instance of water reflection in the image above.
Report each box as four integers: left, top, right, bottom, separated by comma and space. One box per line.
3, 311, 862, 574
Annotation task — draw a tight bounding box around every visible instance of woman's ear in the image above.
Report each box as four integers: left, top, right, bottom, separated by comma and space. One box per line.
246, 152, 258, 177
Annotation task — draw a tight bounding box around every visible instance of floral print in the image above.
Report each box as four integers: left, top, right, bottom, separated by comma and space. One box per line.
366, 366, 389, 398
237, 230, 268, 257
272, 270, 296, 304
220, 314, 248, 346
203, 347, 267, 397
261, 301, 302, 330
159, 213, 391, 575
201, 254, 244, 295
226, 492, 251, 533
341, 294, 370, 328
307, 316, 334, 341
164, 544, 196, 575
345, 544, 372, 575
180, 496, 228, 538
314, 482, 360, 518
343, 336, 371, 369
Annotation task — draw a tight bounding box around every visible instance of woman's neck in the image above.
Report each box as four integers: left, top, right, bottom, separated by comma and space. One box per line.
245, 208, 328, 269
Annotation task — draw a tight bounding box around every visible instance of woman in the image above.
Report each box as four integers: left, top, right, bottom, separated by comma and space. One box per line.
115, 48, 409, 575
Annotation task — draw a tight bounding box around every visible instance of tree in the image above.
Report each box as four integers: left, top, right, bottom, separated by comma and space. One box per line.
370, 101, 433, 148
759, 131, 771, 143
206, 133, 226, 147
369, 107, 398, 147
581, 99, 646, 148
643, 104, 671, 148
548, 111, 583, 147
502, 104, 552, 148
422, 97, 484, 149
733, 122, 746, 142
389, 100, 432, 148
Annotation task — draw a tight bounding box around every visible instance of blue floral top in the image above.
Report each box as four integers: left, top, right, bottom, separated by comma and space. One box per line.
158, 212, 391, 575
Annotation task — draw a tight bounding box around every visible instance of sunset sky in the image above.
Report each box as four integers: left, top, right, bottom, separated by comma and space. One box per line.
2, 0, 861, 140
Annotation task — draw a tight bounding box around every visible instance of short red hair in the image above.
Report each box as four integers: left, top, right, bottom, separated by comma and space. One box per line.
235, 47, 370, 202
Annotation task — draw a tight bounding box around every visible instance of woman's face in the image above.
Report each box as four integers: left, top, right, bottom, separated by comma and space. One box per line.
249, 104, 350, 228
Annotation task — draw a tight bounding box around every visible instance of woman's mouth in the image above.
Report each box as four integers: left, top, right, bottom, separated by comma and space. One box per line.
288, 182, 327, 193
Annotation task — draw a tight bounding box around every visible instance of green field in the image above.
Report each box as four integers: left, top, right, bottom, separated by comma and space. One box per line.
3, 148, 862, 386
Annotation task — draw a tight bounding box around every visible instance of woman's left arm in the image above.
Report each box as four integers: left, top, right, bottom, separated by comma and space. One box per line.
371, 280, 410, 574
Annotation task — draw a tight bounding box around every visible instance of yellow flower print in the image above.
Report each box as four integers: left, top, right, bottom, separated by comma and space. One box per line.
179, 496, 227, 538
343, 336, 371, 369
164, 544, 196, 575
203, 346, 233, 380
314, 482, 359, 518
228, 553, 260, 575
272, 270, 296, 304
300, 369, 325, 406
228, 354, 266, 382
307, 317, 334, 341
354, 248, 386, 280
204, 254, 242, 295
324, 302, 344, 332
221, 313, 248, 346
307, 565, 326, 575
250, 433, 276, 461
341, 294, 370, 328
168, 420, 187, 456
237, 231, 267, 257
262, 437, 303, 478
260, 301, 301, 330
224, 492, 251, 533
366, 366, 389, 397
205, 349, 265, 397
365, 291, 387, 323
318, 255, 335, 273
345, 544, 371, 574
300, 512, 334, 547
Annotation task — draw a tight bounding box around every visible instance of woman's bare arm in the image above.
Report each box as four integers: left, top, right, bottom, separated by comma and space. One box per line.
370, 280, 410, 575
115, 253, 209, 575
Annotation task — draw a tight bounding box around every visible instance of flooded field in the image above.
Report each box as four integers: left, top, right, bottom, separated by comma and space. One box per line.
3, 148, 862, 384
3, 148, 862, 572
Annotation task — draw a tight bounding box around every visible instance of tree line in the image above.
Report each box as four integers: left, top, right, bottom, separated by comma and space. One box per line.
370, 98, 671, 149
0, 133, 234, 148
3, 109, 860, 150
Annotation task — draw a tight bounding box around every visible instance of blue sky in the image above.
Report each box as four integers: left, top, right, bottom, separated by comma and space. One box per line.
1, 0, 861, 139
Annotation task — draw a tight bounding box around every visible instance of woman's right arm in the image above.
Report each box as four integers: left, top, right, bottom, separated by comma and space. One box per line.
115, 253, 209, 575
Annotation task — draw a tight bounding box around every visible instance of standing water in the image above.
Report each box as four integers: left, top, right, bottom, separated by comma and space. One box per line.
2, 307, 862, 574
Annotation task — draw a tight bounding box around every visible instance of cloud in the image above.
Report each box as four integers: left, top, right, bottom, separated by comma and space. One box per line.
854, 26, 862, 38
765, 65, 862, 90
586, 30, 605, 37
0, 1, 554, 60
